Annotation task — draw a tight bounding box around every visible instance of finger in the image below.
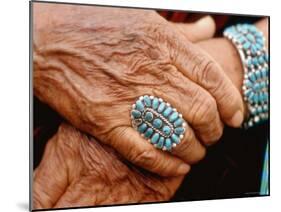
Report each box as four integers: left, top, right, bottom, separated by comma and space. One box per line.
33, 134, 68, 209
107, 127, 191, 177
153, 73, 224, 145
170, 37, 244, 127
173, 16, 216, 42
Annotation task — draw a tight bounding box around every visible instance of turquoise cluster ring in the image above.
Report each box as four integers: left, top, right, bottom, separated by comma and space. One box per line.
131, 95, 187, 151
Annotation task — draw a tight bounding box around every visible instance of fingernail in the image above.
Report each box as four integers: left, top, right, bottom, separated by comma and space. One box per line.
176, 163, 190, 175
230, 110, 243, 127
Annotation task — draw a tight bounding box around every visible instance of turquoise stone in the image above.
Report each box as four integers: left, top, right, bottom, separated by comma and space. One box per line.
253, 83, 260, 91
256, 38, 264, 45
136, 100, 144, 112
261, 69, 267, 78
259, 93, 263, 103
156, 137, 164, 149
263, 105, 268, 112
138, 123, 147, 133
152, 98, 159, 110
249, 72, 256, 82
144, 111, 153, 122
163, 107, 172, 117
264, 93, 269, 102
258, 56, 265, 64
153, 118, 162, 129
165, 138, 172, 150
238, 36, 246, 43
244, 89, 252, 97
157, 102, 166, 113
169, 112, 179, 122
256, 43, 262, 50
162, 125, 171, 136
253, 93, 259, 103
131, 110, 141, 118
144, 128, 153, 138
245, 79, 253, 88
264, 54, 269, 62
243, 41, 251, 49
174, 127, 185, 135
248, 92, 254, 102
253, 58, 258, 66
260, 81, 266, 89
174, 118, 183, 127
151, 133, 160, 144
246, 33, 255, 42
256, 70, 261, 79
171, 134, 180, 144
143, 95, 151, 107
251, 45, 257, 54
247, 59, 252, 68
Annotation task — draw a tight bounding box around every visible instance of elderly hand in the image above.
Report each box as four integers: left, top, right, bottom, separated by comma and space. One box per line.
33, 123, 184, 209
33, 3, 244, 177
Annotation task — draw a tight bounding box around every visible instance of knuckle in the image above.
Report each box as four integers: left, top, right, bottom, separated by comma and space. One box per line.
191, 91, 217, 125
199, 59, 216, 84
131, 149, 156, 166
200, 120, 224, 146
175, 129, 206, 164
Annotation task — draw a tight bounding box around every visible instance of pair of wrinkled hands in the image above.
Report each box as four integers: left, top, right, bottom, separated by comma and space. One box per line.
33, 5, 260, 209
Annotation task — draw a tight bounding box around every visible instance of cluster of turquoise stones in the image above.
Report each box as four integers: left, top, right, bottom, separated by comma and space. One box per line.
131, 95, 186, 151
224, 24, 269, 128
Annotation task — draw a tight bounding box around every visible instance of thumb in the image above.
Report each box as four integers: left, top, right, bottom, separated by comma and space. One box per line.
172, 15, 216, 42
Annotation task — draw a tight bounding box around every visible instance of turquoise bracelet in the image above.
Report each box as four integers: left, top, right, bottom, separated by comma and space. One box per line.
223, 24, 269, 128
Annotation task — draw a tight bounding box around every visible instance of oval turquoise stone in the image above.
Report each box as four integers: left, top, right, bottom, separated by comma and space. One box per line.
156, 137, 164, 149
151, 133, 160, 144
162, 125, 171, 136
174, 118, 183, 127
258, 56, 265, 64
261, 69, 267, 78
246, 33, 255, 42
136, 100, 144, 112
138, 123, 147, 133
171, 134, 180, 144
157, 102, 166, 113
253, 93, 259, 103
131, 110, 141, 118
252, 58, 258, 66
253, 83, 260, 91
152, 98, 159, 110
244, 89, 252, 97
144, 128, 153, 138
165, 138, 172, 151
263, 105, 268, 112
143, 95, 151, 107
255, 70, 261, 79
243, 41, 251, 49
169, 112, 179, 122
245, 79, 253, 88
163, 107, 172, 117
175, 127, 185, 135
264, 54, 269, 62
249, 72, 256, 82
144, 112, 153, 122
153, 118, 162, 129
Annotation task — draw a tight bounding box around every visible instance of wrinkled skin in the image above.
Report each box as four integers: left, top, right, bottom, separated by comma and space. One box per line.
33, 4, 245, 177
33, 123, 184, 209
32, 3, 269, 210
